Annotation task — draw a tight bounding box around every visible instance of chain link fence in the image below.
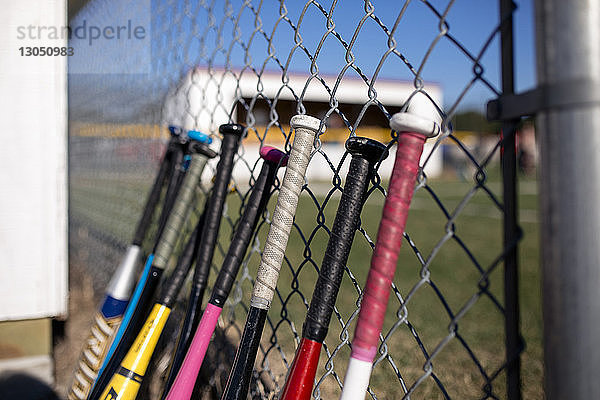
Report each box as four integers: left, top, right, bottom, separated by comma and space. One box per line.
68, 1, 539, 398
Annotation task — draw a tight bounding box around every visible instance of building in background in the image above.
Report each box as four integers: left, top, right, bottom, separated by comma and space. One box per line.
163, 67, 444, 182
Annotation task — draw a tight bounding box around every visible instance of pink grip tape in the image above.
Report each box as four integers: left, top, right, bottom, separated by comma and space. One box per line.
165, 303, 223, 400
351, 132, 426, 362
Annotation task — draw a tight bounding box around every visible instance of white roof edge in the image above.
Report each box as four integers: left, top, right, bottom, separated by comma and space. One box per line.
188, 65, 442, 89
187, 66, 443, 106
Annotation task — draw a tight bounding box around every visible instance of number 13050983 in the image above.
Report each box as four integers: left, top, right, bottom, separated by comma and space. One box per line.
19, 46, 74, 56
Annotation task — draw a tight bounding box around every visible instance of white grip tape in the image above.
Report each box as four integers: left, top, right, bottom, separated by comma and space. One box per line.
251, 115, 321, 309
153, 154, 208, 269
339, 357, 372, 400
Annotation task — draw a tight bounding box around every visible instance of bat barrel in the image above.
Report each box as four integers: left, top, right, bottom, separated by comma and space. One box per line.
105, 205, 206, 399
221, 307, 268, 400
279, 338, 323, 400
98, 304, 172, 400
164, 304, 223, 400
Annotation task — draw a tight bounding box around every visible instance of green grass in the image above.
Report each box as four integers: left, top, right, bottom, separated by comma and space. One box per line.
70, 170, 542, 399
212, 173, 542, 399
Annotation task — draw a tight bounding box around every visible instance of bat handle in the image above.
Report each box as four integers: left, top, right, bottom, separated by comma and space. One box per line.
251, 114, 322, 309
159, 218, 203, 309
341, 96, 441, 400
153, 140, 216, 269
162, 147, 286, 398
132, 142, 175, 246
161, 125, 244, 397
192, 123, 244, 300
340, 133, 425, 400
211, 146, 288, 306
157, 144, 186, 236
221, 115, 321, 400
89, 142, 216, 400
351, 131, 425, 360
304, 137, 388, 342
280, 137, 388, 400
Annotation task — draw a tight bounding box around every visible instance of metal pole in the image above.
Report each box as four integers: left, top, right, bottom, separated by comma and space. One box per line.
535, 1, 600, 399
498, 1, 521, 399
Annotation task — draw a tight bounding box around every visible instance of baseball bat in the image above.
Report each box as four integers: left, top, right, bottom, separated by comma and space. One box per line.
67, 127, 192, 400
97, 207, 207, 400
339, 94, 442, 400
163, 146, 287, 400
279, 137, 388, 400
162, 123, 245, 391
88, 133, 216, 400
220, 114, 322, 400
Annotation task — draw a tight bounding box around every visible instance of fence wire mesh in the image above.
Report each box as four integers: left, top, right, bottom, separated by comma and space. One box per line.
68, 1, 533, 398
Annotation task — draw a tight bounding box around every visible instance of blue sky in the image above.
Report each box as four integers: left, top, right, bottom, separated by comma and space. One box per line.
70, 0, 536, 117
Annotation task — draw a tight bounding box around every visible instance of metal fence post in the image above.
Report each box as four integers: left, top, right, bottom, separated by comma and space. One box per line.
498, 1, 522, 399
535, 1, 600, 398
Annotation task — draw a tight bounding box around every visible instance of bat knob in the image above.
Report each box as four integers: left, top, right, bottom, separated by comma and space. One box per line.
219, 123, 246, 137
168, 125, 185, 137
187, 130, 213, 144
260, 146, 288, 167
190, 141, 218, 159
345, 136, 389, 165
290, 114, 324, 134
390, 92, 442, 138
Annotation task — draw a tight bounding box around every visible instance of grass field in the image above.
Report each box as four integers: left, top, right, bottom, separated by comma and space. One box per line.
69, 166, 542, 399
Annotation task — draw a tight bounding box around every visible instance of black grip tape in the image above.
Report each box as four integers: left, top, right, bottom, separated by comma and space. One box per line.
193, 127, 242, 290
210, 160, 278, 306
132, 142, 176, 245
221, 306, 267, 400
162, 126, 243, 395
191, 140, 218, 160
157, 144, 186, 237
303, 156, 374, 343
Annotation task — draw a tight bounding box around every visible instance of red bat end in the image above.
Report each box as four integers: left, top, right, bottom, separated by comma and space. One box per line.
279, 338, 322, 400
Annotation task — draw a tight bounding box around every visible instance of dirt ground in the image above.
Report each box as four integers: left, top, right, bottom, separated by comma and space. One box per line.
53, 262, 98, 398
50, 262, 240, 400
